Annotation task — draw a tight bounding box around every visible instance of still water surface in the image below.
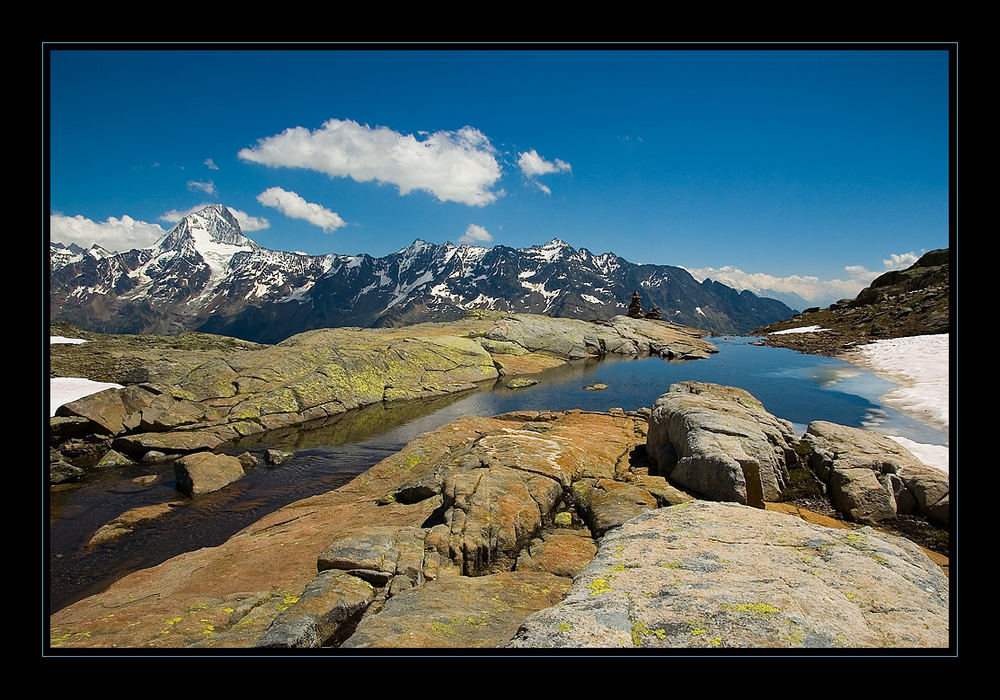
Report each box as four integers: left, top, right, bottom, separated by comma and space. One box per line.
48, 336, 947, 613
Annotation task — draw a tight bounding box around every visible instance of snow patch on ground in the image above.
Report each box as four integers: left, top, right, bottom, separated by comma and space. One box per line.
841, 333, 950, 473
887, 435, 949, 474
846, 334, 949, 433
770, 325, 829, 335
50, 377, 124, 416
51, 336, 88, 344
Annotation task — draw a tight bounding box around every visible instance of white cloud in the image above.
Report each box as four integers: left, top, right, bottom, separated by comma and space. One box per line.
159, 204, 270, 232
517, 149, 571, 194
256, 187, 346, 232
238, 118, 503, 206
50, 213, 165, 252
883, 252, 919, 269
204, 158, 219, 170
458, 224, 493, 245
187, 180, 217, 195
517, 149, 571, 177
682, 251, 925, 307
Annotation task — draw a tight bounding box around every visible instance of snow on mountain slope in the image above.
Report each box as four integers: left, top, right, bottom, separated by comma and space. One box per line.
51, 204, 796, 342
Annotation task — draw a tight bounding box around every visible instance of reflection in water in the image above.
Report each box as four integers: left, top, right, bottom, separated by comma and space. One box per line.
48, 337, 947, 614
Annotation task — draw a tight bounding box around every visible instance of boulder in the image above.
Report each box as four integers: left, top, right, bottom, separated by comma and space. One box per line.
87, 501, 184, 548
49, 416, 93, 442
256, 571, 375, 648
54, 388, 129, 435
237, 452, 260, 470
56, 435, 114, 468
265, 449, 293, 466
800, 421, 949, 525
114, 430, 226, 456
317, 527, 428, 589
173, 452, 245, 496
646, 382, 799, 507
49, 454, 84, 484
94, 449, 134, 469
508, 501, 949, 649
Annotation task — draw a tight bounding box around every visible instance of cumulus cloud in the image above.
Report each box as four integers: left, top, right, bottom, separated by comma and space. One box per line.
517, 149, 571, 177
517, 149, 571, 194
682, 251, 925, 307
204, 158, 219, 170
187, 180, 217, 195
238, 118, 503, 206
159, 204, 271, 232
256, 187, 346, 232
458, 224, 493, 245
50, 213, 166, 252
883, 252, 919, 269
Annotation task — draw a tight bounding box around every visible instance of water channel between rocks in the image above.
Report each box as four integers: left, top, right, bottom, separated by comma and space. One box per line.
47, 336, 948, 615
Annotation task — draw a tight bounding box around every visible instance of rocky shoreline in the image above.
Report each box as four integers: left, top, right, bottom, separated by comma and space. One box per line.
49, 312, 716, 486
49, 378, 949, 650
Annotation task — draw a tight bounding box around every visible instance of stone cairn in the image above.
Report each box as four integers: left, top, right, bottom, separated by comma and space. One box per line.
627, 291, 643, 318
644, 307, 663, 320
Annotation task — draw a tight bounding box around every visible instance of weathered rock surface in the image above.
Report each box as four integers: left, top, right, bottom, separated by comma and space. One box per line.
50, 410, 653, 649
50, 403, 949, 651
49, 313, 716, 483
340, 571, 571, 649
87, 501, 185, 548
646, 381, 799, 507
800, 421, 950, 526
508, 501, 949, 649
173, 452, 245, 496
256, 571, 376, 648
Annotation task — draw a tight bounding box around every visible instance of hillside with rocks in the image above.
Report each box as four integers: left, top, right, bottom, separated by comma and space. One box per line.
753, 248, 950, 356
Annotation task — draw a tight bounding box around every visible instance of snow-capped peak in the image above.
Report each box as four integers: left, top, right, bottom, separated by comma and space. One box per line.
529, 238, 574, 262
396, 238, 433, 256
155, 204, 259, 254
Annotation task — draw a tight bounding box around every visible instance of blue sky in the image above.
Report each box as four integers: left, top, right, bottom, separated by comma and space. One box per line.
48, 46, 951, 306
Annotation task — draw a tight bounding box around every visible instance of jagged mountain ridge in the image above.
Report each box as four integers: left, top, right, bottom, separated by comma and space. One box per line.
50, 204, 794, 343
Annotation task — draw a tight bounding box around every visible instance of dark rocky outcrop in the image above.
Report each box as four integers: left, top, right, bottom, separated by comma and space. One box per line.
755, 248, 950, 356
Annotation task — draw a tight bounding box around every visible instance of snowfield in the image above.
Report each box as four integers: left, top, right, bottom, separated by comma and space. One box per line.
844, 333, 950, 473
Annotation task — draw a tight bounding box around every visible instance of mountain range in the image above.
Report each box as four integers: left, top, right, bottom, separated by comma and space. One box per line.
49, 204, 795, 344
